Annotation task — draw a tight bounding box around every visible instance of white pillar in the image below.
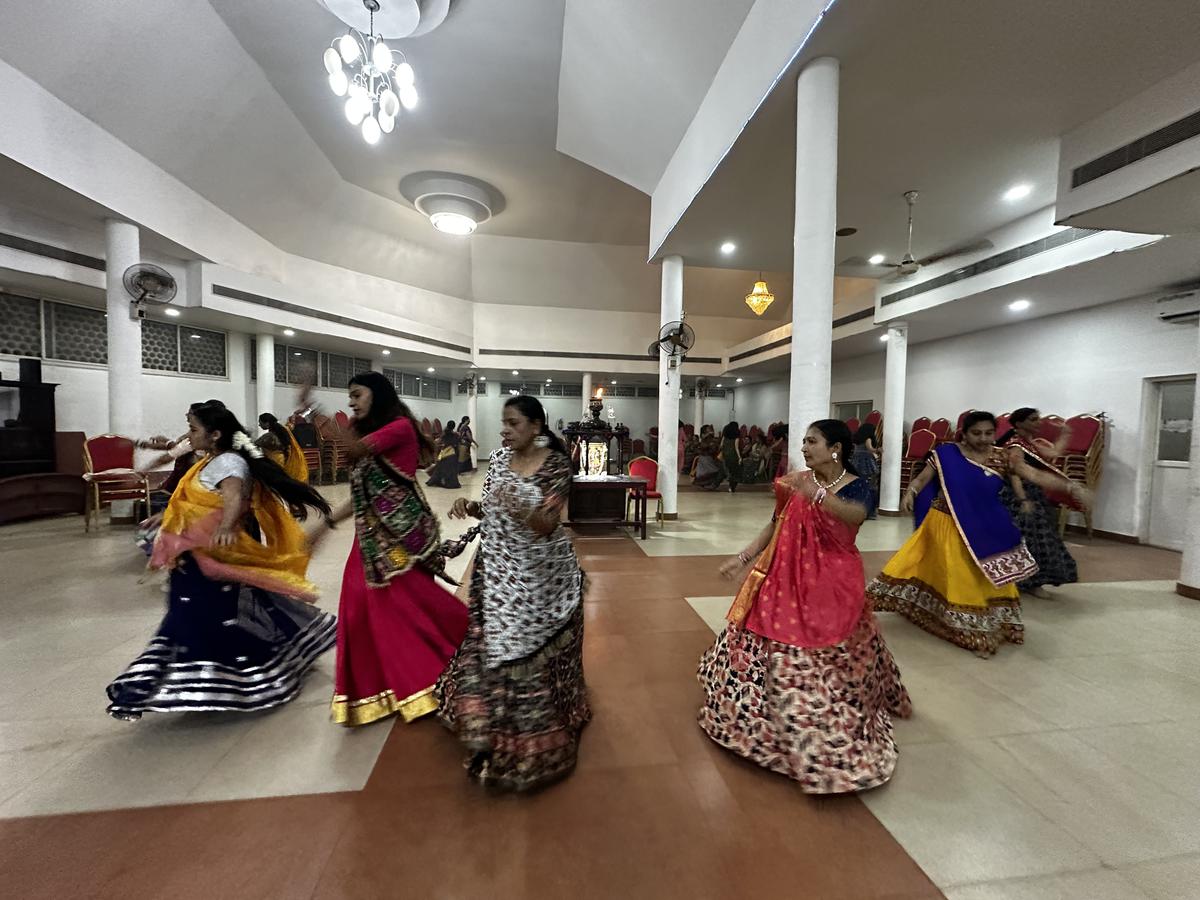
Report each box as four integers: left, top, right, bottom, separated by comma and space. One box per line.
256, 333, 275, 424
879, 322, 909, 513
1178, 328, 1200, 598
693, 385, 704, 435
466, 379, 479, 469
787, 57, 840, 472
657, 255, 683, 518
105, 219, 141, 438
581, 372, 593, 419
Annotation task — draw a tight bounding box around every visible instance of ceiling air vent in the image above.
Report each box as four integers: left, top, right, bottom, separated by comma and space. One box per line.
1156, 291, 1200, 324
1071, 108, 1200, 189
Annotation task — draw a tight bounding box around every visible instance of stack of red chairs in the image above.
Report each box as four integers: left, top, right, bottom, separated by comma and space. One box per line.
1052, 414, 1105, 536
911, 416, 932, 433
900, 429, 937, 496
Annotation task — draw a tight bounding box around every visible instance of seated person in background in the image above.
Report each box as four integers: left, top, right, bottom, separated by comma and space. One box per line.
740, 433, 770, 483
693, 435, 724, 490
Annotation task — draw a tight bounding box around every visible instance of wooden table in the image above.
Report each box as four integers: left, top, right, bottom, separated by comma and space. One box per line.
568, 475, 648, 539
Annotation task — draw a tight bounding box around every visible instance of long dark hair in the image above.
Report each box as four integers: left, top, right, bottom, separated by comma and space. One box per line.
853, 422, 877, 445
722, 421, 740, 440
998, 406, 1035, 445
258, 412, 292, 460
808, 419, 859, 476
347, 371, 435, 457
504, 395, 567, 454
190, 403, 330, 520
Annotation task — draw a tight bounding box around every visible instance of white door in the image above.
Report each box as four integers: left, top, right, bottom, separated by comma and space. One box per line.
1147, 378, 1195, 550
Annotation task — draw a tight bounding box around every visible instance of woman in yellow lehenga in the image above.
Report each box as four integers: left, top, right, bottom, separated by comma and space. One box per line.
256, 412, 309, 483
106, 403, 336, 719
867, 411, 1088, 657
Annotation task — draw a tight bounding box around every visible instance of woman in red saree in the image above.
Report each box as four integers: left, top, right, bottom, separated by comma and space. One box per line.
698, 419, 911, 793
307, 372, 468, 726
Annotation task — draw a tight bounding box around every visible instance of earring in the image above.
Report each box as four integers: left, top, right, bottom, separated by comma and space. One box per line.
832, 452, 838, 461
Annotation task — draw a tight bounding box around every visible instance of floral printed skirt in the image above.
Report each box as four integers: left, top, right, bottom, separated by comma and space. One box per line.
437, 604, 590, 792
697, 610, 911, 793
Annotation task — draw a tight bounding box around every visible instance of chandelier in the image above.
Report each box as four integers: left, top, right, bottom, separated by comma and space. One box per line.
323, 0, 419, 145
744, 275, 775, 316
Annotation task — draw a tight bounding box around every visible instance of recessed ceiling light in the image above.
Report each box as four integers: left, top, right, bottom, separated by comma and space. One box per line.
427, 367, 435, 373
191, 334, 202, 340
381, 349, 390, 356
1009, 299, 1031, 311
512, 369, 519, 375
479, 376, 486, 381
879, 334, 889, 342
868, 253, 886, 266
720, 241, 736, 254
716, 383, 723, 388
165, 308, 180, 317
546, 378, 552, 383
736, 377, 744, 383
611, 380, 617, 385
283, 329, 295, 337
1004, 183, 1032, 202
293, 350, 301, 355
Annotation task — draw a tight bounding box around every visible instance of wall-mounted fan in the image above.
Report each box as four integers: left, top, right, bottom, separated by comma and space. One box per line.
842, 191, 993, 281
122, 263, 178, 319
695, 376, 710, 396
655, 319, 696, 358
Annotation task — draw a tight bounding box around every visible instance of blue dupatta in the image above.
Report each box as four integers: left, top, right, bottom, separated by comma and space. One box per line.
915, 443, 1037, 586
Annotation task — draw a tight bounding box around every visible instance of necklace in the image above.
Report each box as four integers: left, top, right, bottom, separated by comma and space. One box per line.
812, 468, 848, 491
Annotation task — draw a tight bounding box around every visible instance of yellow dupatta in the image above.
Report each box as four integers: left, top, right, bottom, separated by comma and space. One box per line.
265, 428, 309, 483
150, 456, 318, 601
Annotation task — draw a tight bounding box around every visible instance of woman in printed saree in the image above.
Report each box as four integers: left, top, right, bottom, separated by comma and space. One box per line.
427, 420, 463, 489
255, 412, 309, 483
106, 403, 336, 720
698, 420, 911, 793
438, 395, 590, 791
457, 415, 477, 473
852, 422, 881, 519
866, 411, 1088, 657
307, 372, 468, 726
998, 408, 1079, 597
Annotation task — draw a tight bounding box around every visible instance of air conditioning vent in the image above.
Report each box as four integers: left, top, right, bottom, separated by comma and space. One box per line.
1156, 291, 1200, 324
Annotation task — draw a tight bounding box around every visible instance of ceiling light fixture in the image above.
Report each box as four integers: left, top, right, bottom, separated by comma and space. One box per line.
879, 334, 889, 342
868, 253, 886, 266
1003, 183, 1032, 202
479, 376, 486, 381
381, 349, 390, 355
735, 377, 744, 383
610, 380, 617, 385
744, 274, 775, 316
165, 308, 181, 317
283, 329, 295, 337
720, 241, 736, 255
716, 383, 723, 388
1009, 299, 1031, 311
512, 369, 519, 375
427, 367, 435, 373
400, 172, 505, 237
324, 0, 418, 145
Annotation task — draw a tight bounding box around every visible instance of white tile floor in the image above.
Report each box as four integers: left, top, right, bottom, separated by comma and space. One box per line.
683, 488, 1200, 900
0, 472, 485, 818
3, 480, 1198, 900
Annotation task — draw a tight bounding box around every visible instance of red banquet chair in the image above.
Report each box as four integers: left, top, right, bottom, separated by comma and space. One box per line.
845, 417, 860, 434
631, 438, 646, 455
1036, 414, 1067, 443
929, 418, 952, 443
334, 410, 350, 430
83, 434, 151, 532
911, 416, 932, 433
900, 429, 937, 497
864, 410, 882, 430
433, 418, 442, 435
995, 413, 1012, 438
420, 417, 432, 436
627, 456, 663, 525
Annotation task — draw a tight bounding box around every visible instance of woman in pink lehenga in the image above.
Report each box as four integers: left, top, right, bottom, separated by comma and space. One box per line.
307, 372, 468, 726
698, 419, 911, 793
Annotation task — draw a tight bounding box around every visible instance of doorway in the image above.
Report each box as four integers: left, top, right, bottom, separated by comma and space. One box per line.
1147, 377, 1195, 550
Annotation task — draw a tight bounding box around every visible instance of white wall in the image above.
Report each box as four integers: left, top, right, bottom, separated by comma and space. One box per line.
732, 379, 790, 428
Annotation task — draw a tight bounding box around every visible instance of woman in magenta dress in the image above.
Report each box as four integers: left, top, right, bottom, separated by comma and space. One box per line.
698, 419, 911, 793
308, 372, 468, 726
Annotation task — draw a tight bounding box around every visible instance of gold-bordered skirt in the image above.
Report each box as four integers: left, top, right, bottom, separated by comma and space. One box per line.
867, 506, 1022, 656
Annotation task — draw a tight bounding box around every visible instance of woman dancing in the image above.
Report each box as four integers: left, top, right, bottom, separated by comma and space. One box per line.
699, 419, 910, 792
106, 403, 335, 720
306, 372, 468, 726
437, 395, 590, 791
457, 415, 477, 473
866, 411, 1088, 657
998, 408, 1079, 598
851, 422, 881, 519
256, 412, 309, 483
427, 419, 462, 489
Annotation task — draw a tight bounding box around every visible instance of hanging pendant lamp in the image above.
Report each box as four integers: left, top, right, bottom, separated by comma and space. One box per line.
744, 275, 775, 316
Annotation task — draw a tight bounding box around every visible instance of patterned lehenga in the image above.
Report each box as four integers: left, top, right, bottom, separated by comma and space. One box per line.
437, 448, 590, 791
867, 443, 1037, 656
1000, 437, 1079, 591
698, 476, 911, 793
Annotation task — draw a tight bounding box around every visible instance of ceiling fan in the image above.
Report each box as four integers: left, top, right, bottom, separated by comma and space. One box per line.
843, 191, 993, 280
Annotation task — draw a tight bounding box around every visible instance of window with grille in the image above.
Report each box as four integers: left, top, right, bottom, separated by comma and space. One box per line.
142, 320, 179, 371
0, 292, 43, 357
501, 382, 540, 396
353, 357, 372, 375
435, 378, 451, 401
285, 346, 317, 385
400, 372, 420, 396
323, 352, 353, 389
45, 301, 106, 364
607, 385, 636, 398
560, 383, 581, 398
636, 386, 659, 398
180, 327, 226, 376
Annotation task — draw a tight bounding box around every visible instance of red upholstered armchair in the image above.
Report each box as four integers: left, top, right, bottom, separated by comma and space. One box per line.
628, 456, 663, 524
83, 435, 150, 532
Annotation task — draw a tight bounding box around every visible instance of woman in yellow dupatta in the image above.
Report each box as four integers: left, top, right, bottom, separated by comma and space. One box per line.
698, 420, 911, 793
256, 412, 309, 483
106, 403, 336, 721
